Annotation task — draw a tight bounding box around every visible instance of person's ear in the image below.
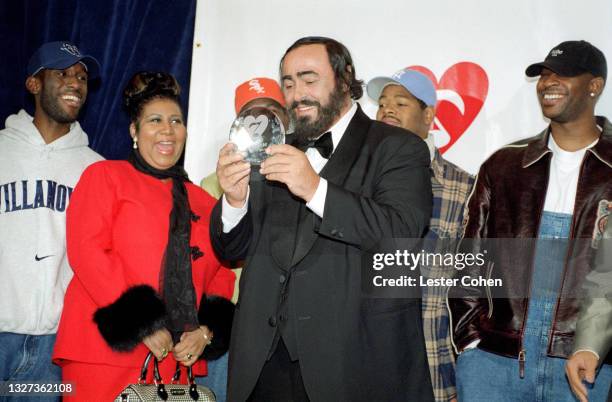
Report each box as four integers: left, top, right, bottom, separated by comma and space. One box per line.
424, 106, 436, 126
342, 65, 353, 93
25, 76, 42, 95
588, 77, 605, 99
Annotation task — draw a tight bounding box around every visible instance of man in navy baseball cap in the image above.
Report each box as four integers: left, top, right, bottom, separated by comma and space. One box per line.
0, 40, 103, 395
27, 41, 100, 79
22, 40, 101, 141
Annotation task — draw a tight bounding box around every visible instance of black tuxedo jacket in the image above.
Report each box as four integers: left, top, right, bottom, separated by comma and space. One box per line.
211, 106, 434, 402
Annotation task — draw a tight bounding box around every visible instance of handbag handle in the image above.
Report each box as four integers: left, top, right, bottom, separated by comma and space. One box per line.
138, 352, 164, 383
171, 362, 195, 384
138, 352, 200, 400
138, 352, 169, 400
171, 361, 200, 400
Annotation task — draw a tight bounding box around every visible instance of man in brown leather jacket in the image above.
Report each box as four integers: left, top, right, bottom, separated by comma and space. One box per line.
449, 40, 612, 401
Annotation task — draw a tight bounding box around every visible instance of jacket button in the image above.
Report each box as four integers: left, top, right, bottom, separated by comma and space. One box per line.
268, 316, 277, 327
279, 274, 286, 283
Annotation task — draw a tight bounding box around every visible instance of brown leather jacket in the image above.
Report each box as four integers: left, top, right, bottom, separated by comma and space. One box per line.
449, 116, 612, 367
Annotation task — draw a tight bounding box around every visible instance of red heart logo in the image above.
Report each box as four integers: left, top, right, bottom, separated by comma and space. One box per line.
408, 63, 488, 154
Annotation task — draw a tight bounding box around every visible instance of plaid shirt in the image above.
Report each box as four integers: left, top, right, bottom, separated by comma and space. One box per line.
422, 150, 474, 402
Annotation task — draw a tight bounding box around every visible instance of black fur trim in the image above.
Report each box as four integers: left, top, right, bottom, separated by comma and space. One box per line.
93, 285, 166, 352
198, 294, 235, 360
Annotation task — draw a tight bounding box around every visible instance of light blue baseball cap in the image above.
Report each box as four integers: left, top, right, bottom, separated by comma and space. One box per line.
367, 68, 437, 107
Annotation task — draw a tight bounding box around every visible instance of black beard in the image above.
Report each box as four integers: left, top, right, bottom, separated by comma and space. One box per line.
40, 86, 80, 124
290, 84, 347, 144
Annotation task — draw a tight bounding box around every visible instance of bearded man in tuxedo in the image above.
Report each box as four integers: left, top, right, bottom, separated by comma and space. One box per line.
211, 36, 434, 402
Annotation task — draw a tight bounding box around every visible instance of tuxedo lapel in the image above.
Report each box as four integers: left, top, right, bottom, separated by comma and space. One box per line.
290, 105, 372, 266
320, 105, 371, 186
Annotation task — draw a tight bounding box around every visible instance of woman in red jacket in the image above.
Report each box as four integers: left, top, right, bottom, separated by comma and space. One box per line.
53, 71, 234, 401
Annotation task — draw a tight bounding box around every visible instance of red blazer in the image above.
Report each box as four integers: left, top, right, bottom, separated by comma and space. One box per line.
53, 161, 233, 375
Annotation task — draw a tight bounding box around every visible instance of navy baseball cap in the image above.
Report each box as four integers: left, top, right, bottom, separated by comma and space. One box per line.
367, 68, 437, 107
525, 40, 607, 81
27, 41, 100, 79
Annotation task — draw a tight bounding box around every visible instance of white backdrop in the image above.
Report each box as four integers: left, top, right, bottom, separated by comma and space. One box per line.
185, 0, 612, 183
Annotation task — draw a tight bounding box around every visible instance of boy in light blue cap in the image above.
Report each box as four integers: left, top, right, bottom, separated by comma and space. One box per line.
367, 68, 474, 402
367, 68, 437, 140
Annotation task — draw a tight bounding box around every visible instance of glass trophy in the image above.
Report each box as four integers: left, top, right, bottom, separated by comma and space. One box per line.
228, 106, 286, 164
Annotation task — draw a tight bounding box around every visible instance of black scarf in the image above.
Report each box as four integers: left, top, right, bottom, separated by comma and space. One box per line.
128, 150, 199, 343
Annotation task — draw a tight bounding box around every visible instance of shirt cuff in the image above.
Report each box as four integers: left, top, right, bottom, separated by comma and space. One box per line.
221, 187, 250, 233
573, 348, 600, 360
305, 178, 327, 218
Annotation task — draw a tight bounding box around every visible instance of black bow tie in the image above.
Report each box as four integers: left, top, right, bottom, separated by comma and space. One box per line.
302, 131, 333, 159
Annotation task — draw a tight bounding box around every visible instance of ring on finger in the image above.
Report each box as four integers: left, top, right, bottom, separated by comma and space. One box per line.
186, 353, 193, 360
161, 348, 168, 358
203, 333, 212, 345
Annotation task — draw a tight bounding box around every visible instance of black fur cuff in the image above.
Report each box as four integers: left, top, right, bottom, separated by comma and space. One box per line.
198, 294, 235, 360
93, 285, 166, 352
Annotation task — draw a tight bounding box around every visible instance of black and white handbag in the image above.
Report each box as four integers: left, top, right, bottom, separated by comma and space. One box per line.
114, 352, 216, 401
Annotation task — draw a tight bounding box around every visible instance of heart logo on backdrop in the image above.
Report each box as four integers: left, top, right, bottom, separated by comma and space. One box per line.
409, 63, 488, 154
